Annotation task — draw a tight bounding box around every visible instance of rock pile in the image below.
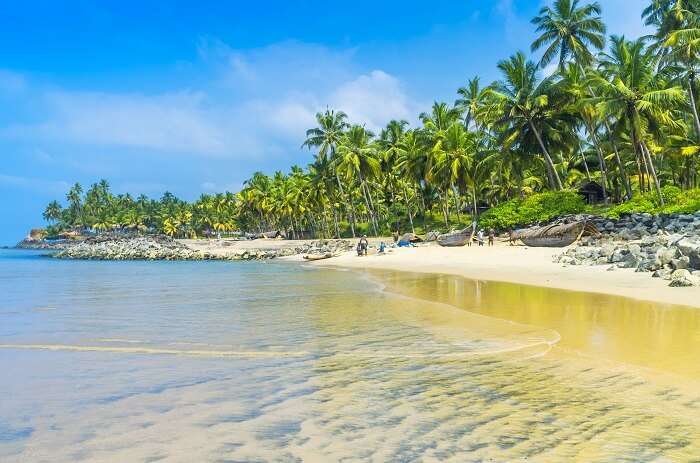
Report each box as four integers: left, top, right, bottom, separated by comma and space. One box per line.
52, 235, 354, 261
554, 212, 700, 286
16, 240, 69, 250
54, 234, 206, 260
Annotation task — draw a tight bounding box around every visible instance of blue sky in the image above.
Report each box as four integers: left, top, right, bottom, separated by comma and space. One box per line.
1, 0, 651, 244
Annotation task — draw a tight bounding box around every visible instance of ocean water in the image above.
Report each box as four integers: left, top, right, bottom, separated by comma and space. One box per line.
0, 249, 699, 462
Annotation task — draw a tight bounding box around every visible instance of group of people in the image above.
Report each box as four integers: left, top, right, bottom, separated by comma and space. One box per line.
466, 220, 494, 247
469, 228, 495, 247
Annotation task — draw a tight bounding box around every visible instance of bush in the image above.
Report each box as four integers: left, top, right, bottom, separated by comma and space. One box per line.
605, 186, 700, 218
478, 190, 587, 230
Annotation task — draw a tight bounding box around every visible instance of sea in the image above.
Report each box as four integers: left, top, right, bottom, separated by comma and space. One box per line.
1, 248, 699, 462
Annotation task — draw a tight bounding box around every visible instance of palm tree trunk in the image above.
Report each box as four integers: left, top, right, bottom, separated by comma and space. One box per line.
579, 66, 631, 199
402, 185, 415, 234
607, 128, 633, 200
687, 75, 700, 140
528, 119, 563, 190
436, 190, 448, 227
335, 173, 356, 238
357, 173, 378, 236
641, 142, 664, 206
585, 123, 608, 202
579, 145, 591, 181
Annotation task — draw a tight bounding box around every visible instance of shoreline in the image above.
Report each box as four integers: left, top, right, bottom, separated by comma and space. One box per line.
304, 243, 700, 308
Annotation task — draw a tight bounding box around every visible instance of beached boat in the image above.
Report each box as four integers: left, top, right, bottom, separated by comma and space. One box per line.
515, 221, 599, 247
437, 229, 472, 247
302, 252, 336, 261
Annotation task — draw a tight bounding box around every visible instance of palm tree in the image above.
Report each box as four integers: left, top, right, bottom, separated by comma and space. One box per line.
43, 201, 63, 224
302, 109, 357, 237
456, 77, 489, 130
335, 125, 381, 235
531, 0, 606, 70
488, 52, 564, 190
593, 36, 687, 204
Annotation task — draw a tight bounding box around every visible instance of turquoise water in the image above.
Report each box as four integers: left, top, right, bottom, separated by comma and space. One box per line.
1, 249, 699, 462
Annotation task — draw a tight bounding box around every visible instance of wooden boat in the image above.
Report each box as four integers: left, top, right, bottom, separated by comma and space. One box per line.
437, 229, 472, 247
303, 252, 336, 261
399, 233, 423, 243
514, 221, 599, 247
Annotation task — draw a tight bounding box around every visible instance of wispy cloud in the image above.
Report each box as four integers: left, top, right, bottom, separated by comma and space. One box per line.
0, 174, 70, 194
1, 41, 418, 161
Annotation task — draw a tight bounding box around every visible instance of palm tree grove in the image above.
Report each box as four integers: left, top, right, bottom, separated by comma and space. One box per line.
43, 0, 700, 239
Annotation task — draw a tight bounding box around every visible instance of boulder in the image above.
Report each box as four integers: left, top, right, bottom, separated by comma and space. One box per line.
669, 269, 698, 287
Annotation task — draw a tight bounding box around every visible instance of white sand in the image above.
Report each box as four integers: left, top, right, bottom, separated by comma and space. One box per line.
308, 242, 700, 308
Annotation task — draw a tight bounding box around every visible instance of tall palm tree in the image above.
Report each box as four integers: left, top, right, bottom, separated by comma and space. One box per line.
302, 109, 357, 236
593, 36, 687, 204
531, 0, 606, 70
43, 201, 63, 224
488, 52, 565, 190
335, 125, 381, 235
456, 77, 489, 130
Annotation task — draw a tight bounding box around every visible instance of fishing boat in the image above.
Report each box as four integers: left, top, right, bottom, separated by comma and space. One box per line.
515, 221, 599, 247
437, 229, 472, 247
302, 252, 337, 261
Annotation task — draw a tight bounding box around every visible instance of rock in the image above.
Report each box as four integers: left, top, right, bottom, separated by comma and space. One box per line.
656, 247, 678, 266
669, 269, 697, 286
652, 268, 672, 280
672, 256, 690, 270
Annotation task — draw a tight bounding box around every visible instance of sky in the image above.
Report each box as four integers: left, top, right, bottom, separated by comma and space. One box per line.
0, 0, 652, 244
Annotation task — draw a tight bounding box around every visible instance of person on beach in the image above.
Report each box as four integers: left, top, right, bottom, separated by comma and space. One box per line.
392, 230, 399, 243
488, 228, 495, 247
359, 235, 369, 256
378, 242, 386, 254
477, 229, 485, 246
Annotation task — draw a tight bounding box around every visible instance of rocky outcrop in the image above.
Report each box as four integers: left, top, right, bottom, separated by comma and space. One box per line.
554, 211, 700, 287
52, 234, 353, 261
54, 234, 205, 260
16, 239, 74, 250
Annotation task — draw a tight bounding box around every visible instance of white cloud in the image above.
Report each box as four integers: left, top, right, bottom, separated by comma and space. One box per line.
599, 0, 653, 39
0, 174, 70, 194
200, 181, 240, 193
15, 90, 230, 156
331, 70, 415, 131
0, 42, 418, 161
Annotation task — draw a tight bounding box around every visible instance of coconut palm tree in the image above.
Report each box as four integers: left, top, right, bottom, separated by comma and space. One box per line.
335, 125, 381, 235
43, 201, 63, 224
488, 52, 565, 190
593, 36, 687, 204
531, 0, 606, 70
303, 109, 357, 237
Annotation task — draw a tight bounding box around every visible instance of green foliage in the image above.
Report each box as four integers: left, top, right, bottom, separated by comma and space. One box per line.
606, 186, 700, 218
478, 191, 587, 230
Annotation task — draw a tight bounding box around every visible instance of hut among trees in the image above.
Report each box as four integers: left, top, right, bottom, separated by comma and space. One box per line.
577, 181, 608, 204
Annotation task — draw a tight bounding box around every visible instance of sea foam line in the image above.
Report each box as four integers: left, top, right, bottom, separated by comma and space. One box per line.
0, 344, 311, 358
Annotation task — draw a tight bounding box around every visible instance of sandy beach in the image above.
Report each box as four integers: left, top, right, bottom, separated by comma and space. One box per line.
303, 241, 700, 308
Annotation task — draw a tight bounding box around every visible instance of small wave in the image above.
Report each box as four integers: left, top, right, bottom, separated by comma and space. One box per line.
0, 344, 311, 358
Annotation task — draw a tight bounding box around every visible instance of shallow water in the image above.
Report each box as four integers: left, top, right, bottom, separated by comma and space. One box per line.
0, 249, 699, 462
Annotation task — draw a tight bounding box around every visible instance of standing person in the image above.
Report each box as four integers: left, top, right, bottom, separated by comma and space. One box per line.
488, 228, 495, 247
477, 229, 485, 247
359, 235, 369, 256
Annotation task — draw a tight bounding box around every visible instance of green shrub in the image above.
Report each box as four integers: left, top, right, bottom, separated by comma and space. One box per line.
605, 186, 700, 218
478, 190, 587, 230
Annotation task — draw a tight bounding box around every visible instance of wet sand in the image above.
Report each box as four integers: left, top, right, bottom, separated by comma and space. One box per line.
307, 241, 700, 308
